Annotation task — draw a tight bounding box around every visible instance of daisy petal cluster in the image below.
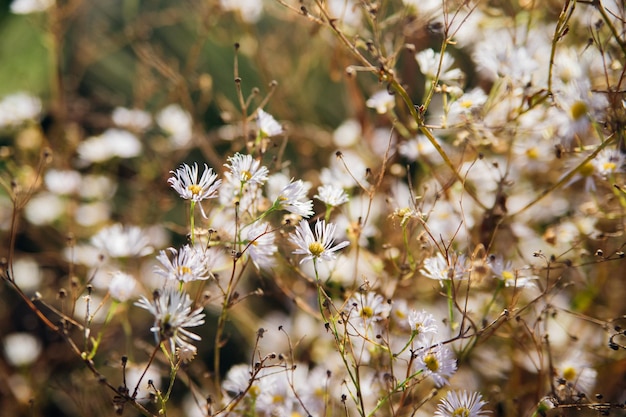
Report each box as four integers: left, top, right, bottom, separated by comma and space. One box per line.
315, 184, 349, 207
168, 163, 221, 202
224, 153, 269, 187
407, 309, 439, 345
274, 179, 314, 218
435, 390, 489, 417
416, 343, 457, 387
420, 252, 467, 283
256, 109, 284, 137
155, 245, 212, 283
346, 291, 391, 328
290, 219, 349, 265
244, 221, 277, 269
135, 287, 205, 352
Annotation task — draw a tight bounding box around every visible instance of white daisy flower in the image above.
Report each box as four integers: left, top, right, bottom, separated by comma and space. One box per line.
256, 109, 284, 137
415, 49, 464, 85
244, 221, 277, 269
274, 179, 314, 218
592, 148, 624, 179
224, 153, 269, 187
112, 107, 152, 132
346, 292, 391, 328
77, 129, 142, 163
488, 255, 536, 288
315, 184, 349, 207
366, 90, 396, 114
135, 287, 205, 351
156, 104, 193, 148
44, 169, 82, 195
290, 219, 349, 265
416, 343, 457, 387
10, 0, 53, 14
155, 245, 212, 283
407, 309, 439, 346
91, 223, 153, 259
420, 252, 467, 283
434, 390, 489, 417
0, 92, 42, 128
555, 352, 597, 396
109, 271, 137, 302
168, 163, 221, 202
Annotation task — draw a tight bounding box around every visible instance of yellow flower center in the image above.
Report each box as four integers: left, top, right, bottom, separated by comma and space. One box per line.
360, 306, 374, 318
249, 385, 261, 397
603, 161, 616, 172
460, 100, 473, 108
570, 100, 588, 120
563, 366, 577, 381
579, 162, 595, 177
241, 170, 252, 181
525, 147, 539, 160
424, 354, 439, 372
272, 394, 285, 404
308, 241, 325, 257
178, 266, 192, 275
452, 407, 471, 417
502, 270, 514, 281
187, 184, 202, 195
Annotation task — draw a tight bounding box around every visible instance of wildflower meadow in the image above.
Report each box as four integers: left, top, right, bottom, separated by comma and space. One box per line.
1, 0, 626, 416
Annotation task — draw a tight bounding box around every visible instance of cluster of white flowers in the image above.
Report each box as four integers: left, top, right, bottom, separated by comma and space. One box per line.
6, 0, 626, 415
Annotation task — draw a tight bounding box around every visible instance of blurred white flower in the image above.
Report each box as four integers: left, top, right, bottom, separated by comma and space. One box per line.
416, 49, 464, 85
75, 201, 111, 227
366, 90, 395, 114
156, 104, 193, 148
77, 129, 142, 163
11, 257, 42, 294
0, 92, 42, 128
256, 109, 283, 137
112, 107, 152, 132
125, 363, 162, 402
24, 192, 65, 225
79, 174, 117, 199
473, 31, 540, 85
91, 223, 153, 259
592, 148, 624, 179
109, 271, 137, 302
398, 134, 441, 160
220, 0, 263, 23
407, 309, 439, 346
244, 221, 277, 269
446, 88, 488, 126
3, 333, 42, 367
315, 184, 349, 207
346, 291, 390, 328
489, 255, 536, 288
290, 219, 349, 265
333, 118, 361, 147
327, 0, 361, 27
420, 251, 467, 283
44, 169, 82, 195
555, 351, 597, 396
554, 79, 607, 146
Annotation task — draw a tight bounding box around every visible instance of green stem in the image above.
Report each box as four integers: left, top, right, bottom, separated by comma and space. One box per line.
190, 201, 196, 245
